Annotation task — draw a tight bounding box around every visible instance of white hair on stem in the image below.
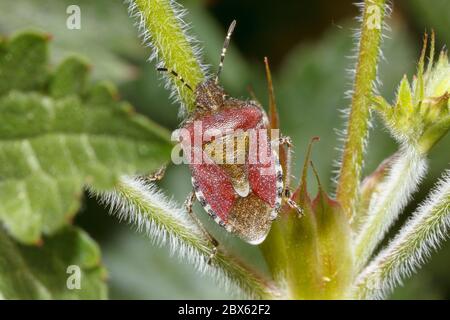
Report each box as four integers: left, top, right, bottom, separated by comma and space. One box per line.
332, 0, 392, 197
91, 176, 275, 299
353, 170, 450, 299
125, 0, 207, 115
354, 145, 428, 271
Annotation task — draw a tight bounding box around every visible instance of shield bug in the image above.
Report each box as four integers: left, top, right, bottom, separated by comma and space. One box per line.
157, 20, 302, 259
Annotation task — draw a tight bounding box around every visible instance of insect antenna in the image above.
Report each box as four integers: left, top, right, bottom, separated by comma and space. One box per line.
215, 19, 237, 84
157, 67, 193, 91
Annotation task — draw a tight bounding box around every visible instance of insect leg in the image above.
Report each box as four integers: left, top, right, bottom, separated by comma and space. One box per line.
184, 191, 219, 264
147, 165, 166, 182
279, 136, 304, 217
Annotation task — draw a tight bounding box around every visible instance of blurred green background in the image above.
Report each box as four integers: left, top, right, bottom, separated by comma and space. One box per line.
0, 0, 448, 299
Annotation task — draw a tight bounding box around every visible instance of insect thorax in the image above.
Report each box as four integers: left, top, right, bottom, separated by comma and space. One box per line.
195, 79, 226, 111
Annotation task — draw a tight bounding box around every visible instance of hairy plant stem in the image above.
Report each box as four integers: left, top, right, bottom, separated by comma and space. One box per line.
128, 0, 205, 111
95, 177, 276, 299
353, 170, 450, 299
336, 0, 387, 219
354, 146, 428, 271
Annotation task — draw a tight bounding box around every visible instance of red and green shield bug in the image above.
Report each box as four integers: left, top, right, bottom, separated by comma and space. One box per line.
156, 20, 302, 260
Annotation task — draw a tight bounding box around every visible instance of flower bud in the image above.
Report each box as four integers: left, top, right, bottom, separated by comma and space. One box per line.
373, 33, 449, 153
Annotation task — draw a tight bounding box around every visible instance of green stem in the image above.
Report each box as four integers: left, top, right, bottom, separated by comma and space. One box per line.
353, 170, 450, 299
354, 146, 428, 271
336, 0, 387, 219
129, 0, 205, 111
96, 177, 276, 299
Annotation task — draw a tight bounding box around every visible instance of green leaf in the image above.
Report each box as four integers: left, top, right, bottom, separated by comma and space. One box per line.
49, 55, 90, 98
0, 226, 107, 299
0, 32, 173, 244
0, 0, 143, 82
0, 31, 49, 96
396, 75, 413, 115
0, 89, 172, 244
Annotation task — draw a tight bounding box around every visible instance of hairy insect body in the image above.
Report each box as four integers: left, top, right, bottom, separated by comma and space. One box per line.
180, 84, 282, 243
